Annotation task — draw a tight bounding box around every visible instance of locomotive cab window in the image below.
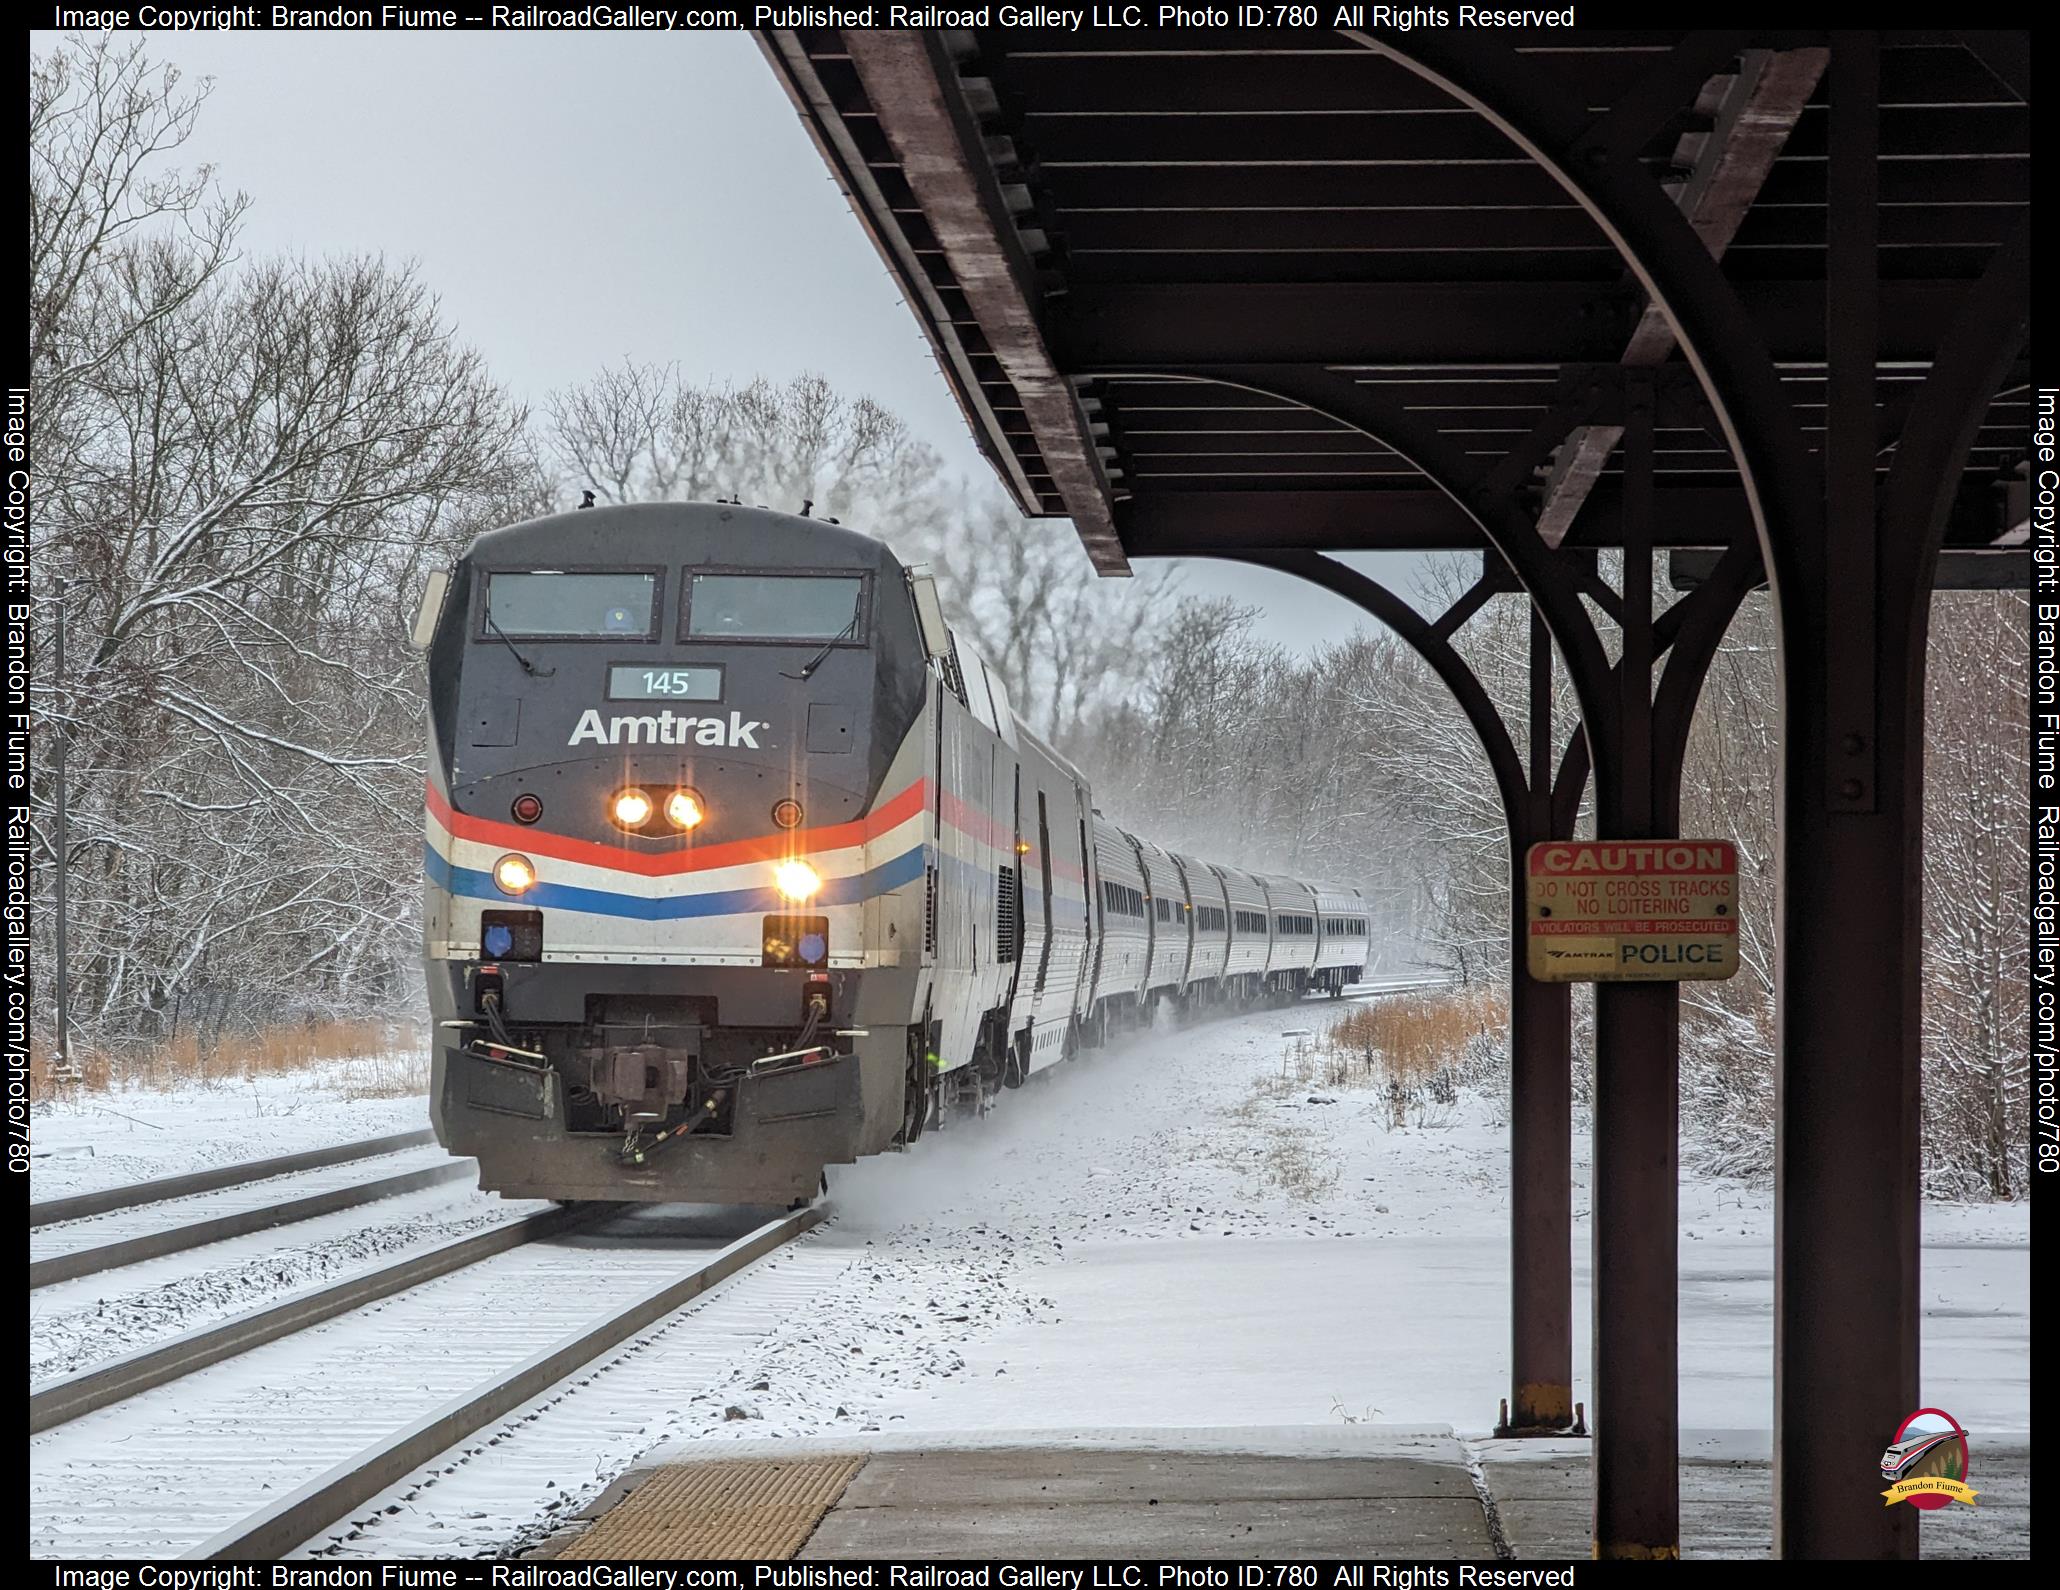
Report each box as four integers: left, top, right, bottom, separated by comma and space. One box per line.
684, 573, 866, 642
483, 572, 658, 639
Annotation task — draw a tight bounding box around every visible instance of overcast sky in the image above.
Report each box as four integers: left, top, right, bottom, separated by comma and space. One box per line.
49, 28, 1449, 653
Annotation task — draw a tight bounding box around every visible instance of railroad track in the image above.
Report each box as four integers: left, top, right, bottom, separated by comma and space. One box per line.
1332, 976, 1452, 1002
30, 1129, 438, 1227
29, 1203, 826, 1560
30, 1138, 473, 1290
30, 1199, 595, 1433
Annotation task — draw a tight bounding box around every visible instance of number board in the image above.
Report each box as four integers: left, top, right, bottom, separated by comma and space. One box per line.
607, 664, 723, 702
1526, 840, 1739, 983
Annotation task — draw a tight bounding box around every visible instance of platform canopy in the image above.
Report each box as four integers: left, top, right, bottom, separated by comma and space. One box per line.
759, 29, 2027, 576
761, 26, 2031, 1565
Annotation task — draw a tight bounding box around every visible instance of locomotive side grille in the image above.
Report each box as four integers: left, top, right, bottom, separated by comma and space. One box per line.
925, 864, 938, 956
996, 867, 1021, 963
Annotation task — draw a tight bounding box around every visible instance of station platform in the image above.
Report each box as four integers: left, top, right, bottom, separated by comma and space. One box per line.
533, 1427, 2029, 1562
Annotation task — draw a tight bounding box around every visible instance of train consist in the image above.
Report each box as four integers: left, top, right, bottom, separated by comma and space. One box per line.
416, 502, 1370, 1204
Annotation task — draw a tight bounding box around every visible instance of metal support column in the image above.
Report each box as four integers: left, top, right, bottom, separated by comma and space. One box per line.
1776, 36, 1919, 1559
1590, 373, 1682, 1559
1228, 546, 1580, 1442
1505, 609, 1575, 1435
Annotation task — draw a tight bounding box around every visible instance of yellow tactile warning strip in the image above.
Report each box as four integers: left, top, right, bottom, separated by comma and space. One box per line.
554, 1456, 868, 1561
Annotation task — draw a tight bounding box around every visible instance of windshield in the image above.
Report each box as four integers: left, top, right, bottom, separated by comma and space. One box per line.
685, 574, 864, 641
484, 572, 657, 638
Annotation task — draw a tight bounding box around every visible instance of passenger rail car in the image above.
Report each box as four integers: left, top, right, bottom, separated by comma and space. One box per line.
417, 502, 1370, 1204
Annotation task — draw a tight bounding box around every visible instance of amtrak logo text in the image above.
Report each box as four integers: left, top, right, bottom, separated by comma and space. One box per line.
567, 708, 769, 748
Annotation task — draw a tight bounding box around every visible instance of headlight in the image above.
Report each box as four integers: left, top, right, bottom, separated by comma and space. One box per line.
665, 789, 704, 830
493, 854, 537, 895
773, 860, 821, 902
611, 787, 653, 830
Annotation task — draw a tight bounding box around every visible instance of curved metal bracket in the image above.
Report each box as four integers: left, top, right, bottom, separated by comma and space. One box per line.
1231, 548, 1532, 836
1881, 216, 2032, 641
1340, 31, 1821, 621
1081, 362, 1621, 782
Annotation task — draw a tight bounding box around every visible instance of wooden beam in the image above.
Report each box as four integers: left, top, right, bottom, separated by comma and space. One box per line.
756, 32, 1047, 522
1536, 47, 1829, 547
839, 30, 1129, 573
1118, 484, 1759, 555
1040, 156, 2025, 210
1119, 474, 2006, 556
1669, 546, 2028, 590
1058, 278, 1967, 368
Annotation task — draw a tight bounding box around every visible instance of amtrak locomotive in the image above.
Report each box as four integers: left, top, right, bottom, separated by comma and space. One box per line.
416, 501, 1371, 1205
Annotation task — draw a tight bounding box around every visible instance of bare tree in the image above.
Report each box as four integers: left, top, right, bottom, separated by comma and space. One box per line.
1060, 569, 2027, 1198
29, 37, 248, 424
542, 361, 942, 525
1918, 592, 2030, 1197
537, 360, 1177, 741
31, 36, 531, 1060
29, 40, 2019, 1200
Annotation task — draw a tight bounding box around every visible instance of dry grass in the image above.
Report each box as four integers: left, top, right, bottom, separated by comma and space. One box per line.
1220, 989, 1507, 1201
1247, 987, 1506, 1134
1255, 1114, 1343, 1200
1328, 987, 1505, 1078
31, 1020, 429, 1101
1211, 1095, 1346, 1202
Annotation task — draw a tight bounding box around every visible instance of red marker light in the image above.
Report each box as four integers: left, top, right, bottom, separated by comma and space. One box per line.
511, 794, 543, 824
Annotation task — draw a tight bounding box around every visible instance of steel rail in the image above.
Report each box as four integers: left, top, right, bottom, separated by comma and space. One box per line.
189, 1204, 828, 1562
30, 1129, 439, 1228
1292, 977, 1451, 1004
29, 1159, 473, 1290
1337, 979, 1450, 1002
30, 1202, 605, 1434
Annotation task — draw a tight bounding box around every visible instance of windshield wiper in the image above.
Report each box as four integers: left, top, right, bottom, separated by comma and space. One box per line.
784, 595, 862, 682
485, 610, 554, 678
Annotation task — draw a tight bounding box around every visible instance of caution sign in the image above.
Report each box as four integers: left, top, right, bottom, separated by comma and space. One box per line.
1526, 840, 1739, 983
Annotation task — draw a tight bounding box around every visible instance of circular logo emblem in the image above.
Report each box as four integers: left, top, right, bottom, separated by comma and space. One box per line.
1880, 1409, 1975, 1511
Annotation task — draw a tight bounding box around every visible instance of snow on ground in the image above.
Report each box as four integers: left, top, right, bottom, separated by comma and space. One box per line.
305, 999, 2027, 1558
30, 1179, 546, 1384
762, 1003, 2027, 1439
32, 1216, 777, 1559
27, 1059, 431, 1202
26, 1054, 560, 1388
